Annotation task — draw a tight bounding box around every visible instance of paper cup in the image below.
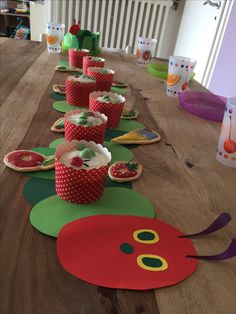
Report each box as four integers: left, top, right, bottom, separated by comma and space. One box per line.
87, 67, 115, 92
45, 22, 65, 53
55, 140, 111, 204
69, 48, 89, 68
66, 77, 97, 107
167, 56, 197, 97
89, 92, 125, 128
64, 110, 107, 143
83, 56, 105, 75
216, 97, 236, 168
136, 37, 157, 67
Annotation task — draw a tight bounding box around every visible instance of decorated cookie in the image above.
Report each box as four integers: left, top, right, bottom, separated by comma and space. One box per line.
108, 161, 142, 182
4, 150, 55, 172
112, 80, 128, 88
112, 128, 161, 144
121, 109, 139, 120
55, 65, 82, 72
53, 84, 66, 95
64, 110, 107, 143
51, 118, 65, 133
55, 140, 111, 204
57, 213, 236, 290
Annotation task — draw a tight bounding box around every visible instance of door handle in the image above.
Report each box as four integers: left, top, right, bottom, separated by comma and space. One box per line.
203, 0, 221, 9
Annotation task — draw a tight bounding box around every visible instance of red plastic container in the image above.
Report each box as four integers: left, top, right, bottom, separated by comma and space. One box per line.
69, 48, 89, 68
89, 91, 125, 128
83, 56, 105, 75
64, 110, 107, 143
66, 76, 97, 107
55, 140, 111, 204
87, 67, 115, 92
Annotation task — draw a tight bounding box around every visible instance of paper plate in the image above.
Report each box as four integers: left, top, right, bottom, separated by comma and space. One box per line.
178, 92, 226, 122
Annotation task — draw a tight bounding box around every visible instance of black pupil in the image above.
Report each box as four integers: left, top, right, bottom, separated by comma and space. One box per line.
142, 257, 163, 268
120, 243, 134, 255
137, 231, 155, 241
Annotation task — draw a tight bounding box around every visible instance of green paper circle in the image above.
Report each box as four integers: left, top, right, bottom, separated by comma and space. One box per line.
23, 176, 132, 206
50, 92, 66, 101
115, 119, 144, 132
30, 187, 155, 237
23, 147, 56, 180
111, 86, 126, 95
52, 101, 83, 113
48, 139, 134, 164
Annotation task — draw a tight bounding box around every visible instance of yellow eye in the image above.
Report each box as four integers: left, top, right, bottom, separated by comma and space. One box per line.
137, 254, 168, 271
133, 229, 159, 244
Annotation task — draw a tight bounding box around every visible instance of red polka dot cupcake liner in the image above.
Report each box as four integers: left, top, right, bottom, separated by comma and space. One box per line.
66, 78, 97, 107
83, 56, 105, 75
64, 110, 107, 144
55, 140, 111, 204
69, 48, 89, 68
87, 67, 115, 92
89, 91, 125, 129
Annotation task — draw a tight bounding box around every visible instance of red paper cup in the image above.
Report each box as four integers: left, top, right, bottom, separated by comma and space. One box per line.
87, 67, 115, 92
66, 76, 97, 107
55, 140, 111, 204
64, 110, 107, 143
89, 91, 125, 128
83, 56, 105, 75
69, 48, 89, 68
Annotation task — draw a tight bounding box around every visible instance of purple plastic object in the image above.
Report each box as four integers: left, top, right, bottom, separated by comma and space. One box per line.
179, 92, 227, 122
179, 213, 231, 238
186, 238, 236, 261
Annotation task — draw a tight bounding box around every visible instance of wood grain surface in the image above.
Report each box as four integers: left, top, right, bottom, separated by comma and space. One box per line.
0, 39, 235, 314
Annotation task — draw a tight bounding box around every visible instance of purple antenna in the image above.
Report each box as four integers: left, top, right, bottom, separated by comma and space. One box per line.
179, 213, 231, 238
186, 239, 236, 261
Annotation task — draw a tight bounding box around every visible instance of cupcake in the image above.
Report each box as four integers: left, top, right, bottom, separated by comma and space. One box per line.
87, 67, 115, 92
55, 140, 111, 204
83, 56, 105, 75
66, 74, 97, 107
69, 48, 89, 68
64, 110, 107, 143
89, 92, 125, 128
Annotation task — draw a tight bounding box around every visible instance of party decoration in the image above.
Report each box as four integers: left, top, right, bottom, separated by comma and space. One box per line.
136, 37, 157, 67
45, 22, 65, 54
108, 161, 142, 182
83, 56, 105, 75
55, 65, 82, 72
179, 92, 226, 122
62, 32, 79, 51
121, 109, 139, 120
69, 19, 81, 35
148, 63, 196, 81
112, 128, 161, 144
87, 67, 115, 92
69, 48, 89, 68
167, 56, 196, 97
52, 101, 79, 113
57, 213, 236, 290
76, 30, 101, 55
30, 188, 155, 237
112, 80, 128, 88
49, 138, 134, 165
216, 97, 236, 167
51, 118, 65, 133
53, 84, 66, 95
4, 150, 54, 172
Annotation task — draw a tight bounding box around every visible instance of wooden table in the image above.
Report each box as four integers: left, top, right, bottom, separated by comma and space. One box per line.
0, 38, 235, 314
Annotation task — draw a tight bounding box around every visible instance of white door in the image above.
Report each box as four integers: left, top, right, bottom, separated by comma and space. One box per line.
174, 0, 229, 85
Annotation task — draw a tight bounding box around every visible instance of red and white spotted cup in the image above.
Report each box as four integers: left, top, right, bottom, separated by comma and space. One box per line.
87, 67, 115, 92
89, 91, 125, 129
69, 48, 89, 68
66, 76, 97, 107
83, 56, 105, 75
64, 110, 107, 144
55, 140, 111, 204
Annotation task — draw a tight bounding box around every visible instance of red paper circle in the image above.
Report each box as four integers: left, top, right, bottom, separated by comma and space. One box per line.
57, 215, 198, 290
